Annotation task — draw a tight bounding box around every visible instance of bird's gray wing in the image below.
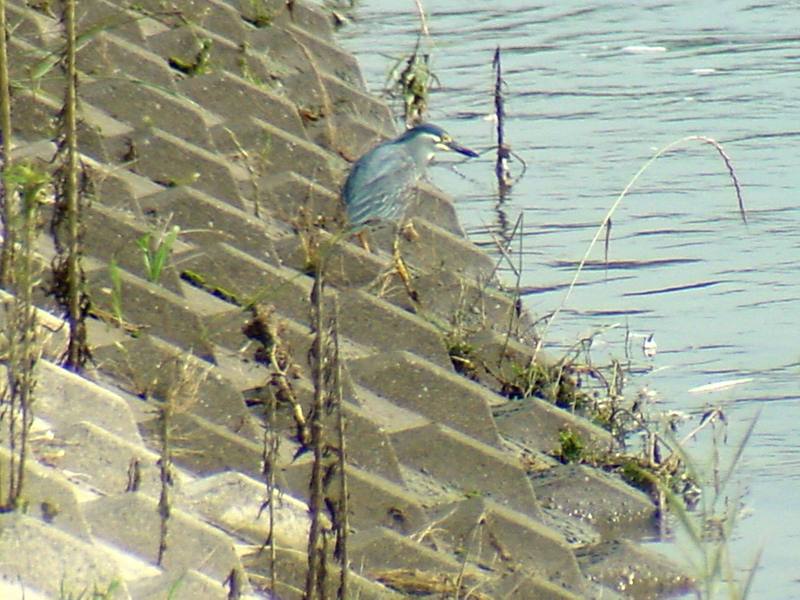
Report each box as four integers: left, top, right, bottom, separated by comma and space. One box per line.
343, 142, 418, 228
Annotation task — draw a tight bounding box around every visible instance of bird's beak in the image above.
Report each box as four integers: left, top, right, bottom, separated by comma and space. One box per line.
439, 139, 479, 158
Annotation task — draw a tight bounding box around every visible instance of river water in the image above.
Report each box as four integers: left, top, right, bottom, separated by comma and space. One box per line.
336, 1, 800, 597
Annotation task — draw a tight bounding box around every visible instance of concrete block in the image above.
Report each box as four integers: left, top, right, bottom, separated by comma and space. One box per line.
430, 497, 585, 593
36, 359, 142, 444
92, 335, 260, 439
8, 35, 66, 98
202, 307, 313, 374
407, 183, 467, 237
369, 218, 494, 282
334, 117, 395, 164
319, 71, 394, 140
76, 102, 137, 163
80, 202, 186, 295
147, 22, 259, 82
348, 351, 501, 446
178, 244, 453, 368
210, 116, 341, 193
286, 22, 366, 89
390, 424, 540, 518
87, 270, 217, 361
240, 377, 406, 486
380, 261, 515, 328
175, 242, 315, 325
129, 569, 228, 600
349, 526, 468, 574
73, 0, 151, 45
337, 290, 454, 368
240, 369, 406, 484
77, 31, 174, 88
139, 186, 286, 265
5, 1, 60, 47
576, 539, 693, 598
106, 127, 249, 209
90, 162, 165, 213
138, 411, 268, 480
492, 571, 584, 600
179, 471, 310, 549
272, 230, 388, 290
495, 398, 615, 456
9, 85, 64, 142
282, 461, 428, 534
338, 403, 405, 484
83, 493, 249, 586
260, 171, 343, 225
0, 513, 129, 600
177, 0, 248, 40
531, 465, 656, 539
0, 446, 91, 540
57, 421, 164, 497
241, 546, 402, 600
0, 291, 69, 361
178, 71, 306, 139
82, 78, 218, 149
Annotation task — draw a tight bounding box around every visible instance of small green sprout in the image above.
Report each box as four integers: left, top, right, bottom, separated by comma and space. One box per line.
137, 225, 179, 284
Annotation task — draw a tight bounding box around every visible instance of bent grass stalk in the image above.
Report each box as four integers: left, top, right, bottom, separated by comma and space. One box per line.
531, 135, 747, 371
304, 260, 326, 599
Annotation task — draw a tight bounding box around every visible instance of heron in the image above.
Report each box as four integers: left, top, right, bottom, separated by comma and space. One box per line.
341, 123, 478, 299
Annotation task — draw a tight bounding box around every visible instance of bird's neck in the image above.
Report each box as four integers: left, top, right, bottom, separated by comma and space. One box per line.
407, 145, 435, 171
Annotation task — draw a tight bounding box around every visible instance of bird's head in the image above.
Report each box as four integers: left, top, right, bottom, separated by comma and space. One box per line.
397, 123, 479, 164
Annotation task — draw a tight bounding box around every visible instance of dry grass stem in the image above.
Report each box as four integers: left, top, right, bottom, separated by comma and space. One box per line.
304, 263, 326, 599
454, 514, 485, 600
413, 0, 430, 36
0, 0, 14, 287
331, 298, 349, 600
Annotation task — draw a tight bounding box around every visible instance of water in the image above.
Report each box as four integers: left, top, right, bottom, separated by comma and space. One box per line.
336, 1, 800, 597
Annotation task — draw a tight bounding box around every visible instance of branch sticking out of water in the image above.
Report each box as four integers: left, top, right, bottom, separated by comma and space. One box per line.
492, 46, 512, 195
533, 135, 748, 362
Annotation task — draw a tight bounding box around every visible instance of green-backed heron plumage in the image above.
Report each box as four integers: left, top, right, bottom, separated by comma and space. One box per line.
342, 123, 478, 232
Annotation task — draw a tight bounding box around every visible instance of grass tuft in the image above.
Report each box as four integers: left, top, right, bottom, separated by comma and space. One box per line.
137, 225, 180, 284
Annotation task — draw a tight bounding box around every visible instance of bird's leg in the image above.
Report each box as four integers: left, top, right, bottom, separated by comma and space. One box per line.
400, 220, 419, 242
356, 230, 371, 253
375, 233, 419, 304
392, 236, 419, 302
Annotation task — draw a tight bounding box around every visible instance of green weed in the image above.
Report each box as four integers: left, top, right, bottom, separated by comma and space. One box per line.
137, 225, 179, 284
558, 428, 585, 464
168, 39, 213, 76
58, 578, 122, 600
1, 162, 49, 509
